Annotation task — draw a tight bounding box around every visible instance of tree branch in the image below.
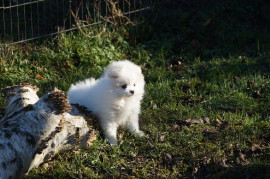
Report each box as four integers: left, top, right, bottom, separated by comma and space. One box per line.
0, 84, 97, 179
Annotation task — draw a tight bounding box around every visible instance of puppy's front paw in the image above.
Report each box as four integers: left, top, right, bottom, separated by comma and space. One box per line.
107, 137, 118, 145
135, 130, 145, 137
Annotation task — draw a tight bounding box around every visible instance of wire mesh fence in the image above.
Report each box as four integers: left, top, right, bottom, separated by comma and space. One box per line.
0, 0, 153, 46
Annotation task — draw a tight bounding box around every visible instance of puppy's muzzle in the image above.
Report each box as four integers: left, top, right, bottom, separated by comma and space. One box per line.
130, 90, 134, 95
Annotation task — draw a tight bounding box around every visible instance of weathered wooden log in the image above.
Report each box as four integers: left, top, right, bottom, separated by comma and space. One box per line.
0, 84, 97, 179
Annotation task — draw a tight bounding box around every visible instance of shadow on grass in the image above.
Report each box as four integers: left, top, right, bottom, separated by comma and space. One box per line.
195, 56, 270, 82
137, 0, 270, 59
199, 163, 270, 179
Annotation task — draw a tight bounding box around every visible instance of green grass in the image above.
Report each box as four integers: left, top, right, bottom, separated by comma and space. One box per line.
1, 0, 270, 178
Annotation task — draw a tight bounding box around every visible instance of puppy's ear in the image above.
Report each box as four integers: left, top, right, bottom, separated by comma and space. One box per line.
109, 74, 118, 79
106, 69, 119, 79
134, 66, 142, 74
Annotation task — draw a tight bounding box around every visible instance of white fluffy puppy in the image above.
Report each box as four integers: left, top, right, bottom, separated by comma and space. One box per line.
68, 60, 145, 144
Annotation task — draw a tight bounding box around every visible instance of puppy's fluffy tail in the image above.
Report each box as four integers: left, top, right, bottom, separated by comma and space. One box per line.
67, 78, 97, 105
69, 78, 97, 90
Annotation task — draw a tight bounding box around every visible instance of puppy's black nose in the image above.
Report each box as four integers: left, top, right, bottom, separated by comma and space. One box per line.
130, 90, 134, 94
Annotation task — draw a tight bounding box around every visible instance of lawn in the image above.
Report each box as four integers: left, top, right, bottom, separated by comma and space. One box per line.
1, 0, 270, 178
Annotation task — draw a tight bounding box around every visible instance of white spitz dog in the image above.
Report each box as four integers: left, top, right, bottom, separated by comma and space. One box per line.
68, 60, 145, 144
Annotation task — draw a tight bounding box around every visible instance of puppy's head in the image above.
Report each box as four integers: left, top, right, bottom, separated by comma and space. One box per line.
103, 60, 145, 98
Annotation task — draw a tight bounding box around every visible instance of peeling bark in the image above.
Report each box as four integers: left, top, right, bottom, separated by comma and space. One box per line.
0, 84, 97, 179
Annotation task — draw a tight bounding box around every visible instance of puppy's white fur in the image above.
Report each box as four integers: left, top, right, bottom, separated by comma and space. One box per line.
68, 60, 145, 144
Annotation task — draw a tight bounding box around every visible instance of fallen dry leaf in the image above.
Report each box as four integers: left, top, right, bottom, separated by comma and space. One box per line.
216, 120, 229, 130
167, 64, 173, 71
118, 130, 125, 141
36, 74, 44, 80
203, 18, 211, 26
66, 61, 71, 68
159, 135, 165, 142
203, 116, 211, 124
195, 83, 203, 88
202, 156, 211, 165
251, 144, 261, 153
78, 173, 83, 179
215, 119, 223, 126
120, 173, 128, 179
239, 152, 247, 162
172, 124, 180, 130
163, 153, 172, 164
136, 156, 144, 163
220, 158, 229, 167
185, 118, 204, 124
193, 167, 198, 174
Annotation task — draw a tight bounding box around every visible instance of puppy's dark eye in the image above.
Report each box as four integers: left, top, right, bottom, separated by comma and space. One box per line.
134, 84, 136, 87
121, 84, 127, 89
